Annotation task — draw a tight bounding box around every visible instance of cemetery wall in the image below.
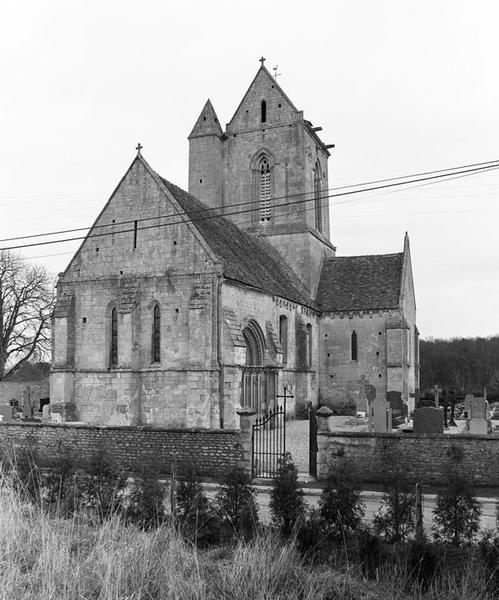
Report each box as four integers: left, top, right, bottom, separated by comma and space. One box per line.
0, 422, 244, 478
318, 431, 499, 488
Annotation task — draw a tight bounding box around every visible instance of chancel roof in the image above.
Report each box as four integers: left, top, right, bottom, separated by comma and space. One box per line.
316, 253, 404, 312
157, 176, 315, 309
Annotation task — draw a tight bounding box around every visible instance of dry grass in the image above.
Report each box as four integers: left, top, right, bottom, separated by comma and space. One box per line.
0, 476, 495, 600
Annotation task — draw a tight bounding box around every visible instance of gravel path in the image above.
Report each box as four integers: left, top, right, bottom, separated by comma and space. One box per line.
285, 419, 310, 473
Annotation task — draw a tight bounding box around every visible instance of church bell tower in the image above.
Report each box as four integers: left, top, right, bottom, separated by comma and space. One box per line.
188, 59, 336, 296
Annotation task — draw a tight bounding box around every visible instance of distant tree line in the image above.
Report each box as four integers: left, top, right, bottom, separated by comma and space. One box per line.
420, 336, 499, 401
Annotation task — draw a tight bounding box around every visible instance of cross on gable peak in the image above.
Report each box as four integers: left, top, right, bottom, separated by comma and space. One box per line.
136, 142, 143, 154
259, 56, 266, 67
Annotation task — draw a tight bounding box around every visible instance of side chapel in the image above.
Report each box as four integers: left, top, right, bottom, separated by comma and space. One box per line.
51, 61, 419, 428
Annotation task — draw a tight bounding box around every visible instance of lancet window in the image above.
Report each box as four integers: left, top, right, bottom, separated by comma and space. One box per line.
351, 331, 358, 361
110, 307, 118, 367
279, 315, 288, 363
314, 161, 322, 233
151, 304, 161, 363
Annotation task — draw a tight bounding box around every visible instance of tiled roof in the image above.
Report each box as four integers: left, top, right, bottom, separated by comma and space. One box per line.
316, 253, 404, 312
158, 177, 315, 309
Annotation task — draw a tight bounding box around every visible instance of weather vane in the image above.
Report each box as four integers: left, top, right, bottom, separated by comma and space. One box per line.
273, 66, 281, 80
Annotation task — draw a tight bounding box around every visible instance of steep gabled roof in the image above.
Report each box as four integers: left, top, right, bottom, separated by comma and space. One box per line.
227, 65, 299, 127
157, 176, 315, 309
316, 253, 404, 312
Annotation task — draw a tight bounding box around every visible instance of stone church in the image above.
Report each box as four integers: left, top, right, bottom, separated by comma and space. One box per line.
51, 61, 418, 428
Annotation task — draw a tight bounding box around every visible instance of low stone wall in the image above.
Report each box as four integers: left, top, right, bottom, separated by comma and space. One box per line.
0, 422, 245, 478
317, 431, 499, 488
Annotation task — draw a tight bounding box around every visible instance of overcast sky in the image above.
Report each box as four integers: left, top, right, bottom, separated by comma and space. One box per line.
1, 0, 498, 339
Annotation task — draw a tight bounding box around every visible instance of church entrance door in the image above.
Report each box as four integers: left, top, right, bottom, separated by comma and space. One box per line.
242, 367, 277, 415
241, 320, 277, 415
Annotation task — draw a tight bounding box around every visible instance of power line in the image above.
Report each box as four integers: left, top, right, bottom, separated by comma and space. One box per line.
1, 158, 499, 244
1, 161, 498, 252
2, 157, 499, 203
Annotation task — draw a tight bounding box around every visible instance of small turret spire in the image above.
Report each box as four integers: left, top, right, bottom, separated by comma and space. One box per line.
188, 99, 223, 140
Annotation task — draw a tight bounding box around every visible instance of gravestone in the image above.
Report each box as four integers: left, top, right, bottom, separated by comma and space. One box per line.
468, 396, 489, 435
409, 388, 420, 413
369, 392, 392, 433
464, 394, 474, 419
413, 407, 444, 434
366, 384, 376, 432
356, 375, 369, 416
433, 385, 442, 408
21, 389, 32, 417
42, 404, 50, 422
387, 391, 404, 428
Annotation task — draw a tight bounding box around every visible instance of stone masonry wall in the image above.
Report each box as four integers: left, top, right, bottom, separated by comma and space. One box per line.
52, 158, 221, 428
319, 313, 389, 411
318, 431, 499, 488
221, 283, 319, 424
0, 422, 243, 478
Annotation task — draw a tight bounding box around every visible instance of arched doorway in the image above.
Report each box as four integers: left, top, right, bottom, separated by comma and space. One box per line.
241, 320, 277, 414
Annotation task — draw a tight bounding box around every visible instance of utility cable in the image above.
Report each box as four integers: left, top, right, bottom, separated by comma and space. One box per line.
1, 162, 498, 251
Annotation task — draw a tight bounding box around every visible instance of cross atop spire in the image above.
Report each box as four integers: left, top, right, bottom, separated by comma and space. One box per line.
259, 56, 266, 67
136, 142, 143, 154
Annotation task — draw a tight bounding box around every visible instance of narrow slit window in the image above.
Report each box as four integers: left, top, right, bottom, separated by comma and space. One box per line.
261, 100, 267, 123
110, 308, 118, 367
133, 220, 138, 249
279, 315, 288, 363
259, 157, 271, 221
351, 331, 358, 361
306, 323, 313, 368
152, 304, 161, 363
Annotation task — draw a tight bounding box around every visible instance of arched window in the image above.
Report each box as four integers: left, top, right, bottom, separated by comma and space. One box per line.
259, 157, 272, 222
151, 304, 161, 363
261, 100, 267, 123
279, 315, 288, 363
306, 323, 312, 368
314, 161, 322, 233
351, 331, 358, 361
110, 307, 118, 367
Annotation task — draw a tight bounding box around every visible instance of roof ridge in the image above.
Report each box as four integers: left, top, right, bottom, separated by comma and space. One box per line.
330, 252, 404, 260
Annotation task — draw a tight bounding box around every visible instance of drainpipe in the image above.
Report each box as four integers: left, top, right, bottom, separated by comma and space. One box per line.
216, 274, 225, 429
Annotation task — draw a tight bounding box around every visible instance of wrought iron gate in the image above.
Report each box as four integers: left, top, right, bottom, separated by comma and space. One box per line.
309, 404, 318, 478
251, 406, 286, 478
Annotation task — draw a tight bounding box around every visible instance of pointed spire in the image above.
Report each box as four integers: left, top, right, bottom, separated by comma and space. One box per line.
188, 99, 223, 139
404, 231, 410, 255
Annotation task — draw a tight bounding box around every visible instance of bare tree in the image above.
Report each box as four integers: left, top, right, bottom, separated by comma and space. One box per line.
0, 250, 54, 380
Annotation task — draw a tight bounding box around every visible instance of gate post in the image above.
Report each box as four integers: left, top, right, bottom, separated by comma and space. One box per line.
316, 406, 334, 480
237, 406, 256, 475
